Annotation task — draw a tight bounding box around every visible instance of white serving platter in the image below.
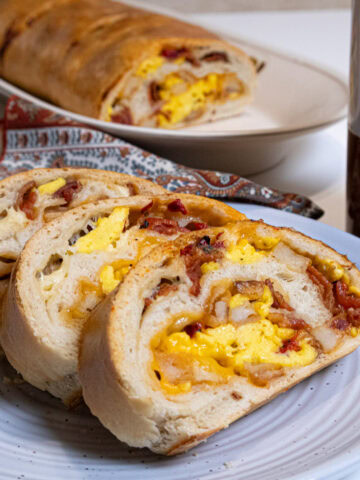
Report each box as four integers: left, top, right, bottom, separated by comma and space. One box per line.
0, 3, 347, 176
1, 205, 360, 480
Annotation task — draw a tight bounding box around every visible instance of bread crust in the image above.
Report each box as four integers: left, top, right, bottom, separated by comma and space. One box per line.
0, 0, 256, 125
78, 221, 360, 454
1, 194, 244, 404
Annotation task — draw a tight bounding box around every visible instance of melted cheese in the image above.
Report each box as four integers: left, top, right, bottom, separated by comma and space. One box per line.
136, 56, 164, 77
75, 207, 129, 254
38, 177, 66, 195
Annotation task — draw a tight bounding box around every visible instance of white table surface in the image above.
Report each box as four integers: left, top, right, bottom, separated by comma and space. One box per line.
0, 7, 356, 479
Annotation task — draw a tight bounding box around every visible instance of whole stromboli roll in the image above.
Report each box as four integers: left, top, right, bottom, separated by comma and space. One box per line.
0, 0, 256, 128
1, 194, 244, 405
79, 222, 360, 454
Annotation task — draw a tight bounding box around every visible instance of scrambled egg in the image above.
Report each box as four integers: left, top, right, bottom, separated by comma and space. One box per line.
75, 207, 129, 254
252, 236, 280, 250
153, 282, 316, 395
311, 256, 360, 296
97, 232, 164, 294
99, 261, 131, 295
136, 56, 164, 78
313, 256, 346, 282
201, 261, 219, 274
38, 177, 66, 195
225, 239, 265, 264
155, 320, 316, 395
157, 73, 221, 127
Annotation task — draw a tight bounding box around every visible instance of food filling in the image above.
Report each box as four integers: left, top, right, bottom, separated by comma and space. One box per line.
38, 199, 216, 323
156, 73, 244, 127
12, 177, 82, 221
108, 47, 245, 127
150, 233, 360, 395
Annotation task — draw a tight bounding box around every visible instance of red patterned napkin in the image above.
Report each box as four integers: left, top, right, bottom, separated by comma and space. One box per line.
0, 96, 323, 219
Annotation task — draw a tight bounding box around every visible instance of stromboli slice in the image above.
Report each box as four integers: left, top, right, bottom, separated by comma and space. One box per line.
1, 194, 244, 405
0, 167, 164, 279
79, 221, 360, 455
0, 0, 256, 128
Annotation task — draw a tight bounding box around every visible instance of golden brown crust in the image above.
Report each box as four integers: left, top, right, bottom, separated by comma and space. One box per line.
0, 0, 253, 119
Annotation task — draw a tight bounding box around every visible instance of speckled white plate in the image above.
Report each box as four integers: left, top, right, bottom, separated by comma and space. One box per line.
0, 1, 347, 176
1, 204, 360, 480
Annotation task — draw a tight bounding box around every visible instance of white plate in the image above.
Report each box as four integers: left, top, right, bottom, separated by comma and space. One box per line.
1, 204, 360, 480
0, 3, 347, 175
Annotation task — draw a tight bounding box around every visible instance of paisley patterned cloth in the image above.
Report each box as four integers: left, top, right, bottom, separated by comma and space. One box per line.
0, 96, 323, 219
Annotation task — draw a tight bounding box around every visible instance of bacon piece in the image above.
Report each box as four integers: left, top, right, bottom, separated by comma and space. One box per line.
235, 280, 265, 300
111, 107, 133, 125
16, 181, 37, 220
139, 217, 188, 235
180, 238, 224, 296
307, 265, 336, 312
160, 46, 200, 66
144, 279, 178, 309
149, 81, 161, 103
201, 51, 229, 63
268, 312, 308, 330
141, 201, 153, 214
167, 199, 188, 215
184, 322, 203, 338
265, 279, 294, 311
161, 46, 189, 59
54, 180, 82, 205
331, 312, 350, 330
335, 281, 360, 310
279, 334, 301, 354
185, 221, 208, 231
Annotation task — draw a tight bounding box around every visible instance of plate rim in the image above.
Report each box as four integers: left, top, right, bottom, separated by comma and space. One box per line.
0, 4, 347, 140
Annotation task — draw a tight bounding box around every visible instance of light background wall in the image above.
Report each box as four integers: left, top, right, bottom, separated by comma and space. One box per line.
146, 0, 350, 13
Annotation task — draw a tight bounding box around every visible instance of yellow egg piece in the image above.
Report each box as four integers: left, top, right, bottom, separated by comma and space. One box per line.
154, 319, 317, 395
38, 177, 66, 195
349, 285, 360, 297
314, 256, 345, 282
136, 56, 164, 78
99, 261, 131, 295
157, 73, 221, 127
201, 262, 219, 274
75, 207, 129, 254
225, 239, 264, 264
253, 236, 279, 250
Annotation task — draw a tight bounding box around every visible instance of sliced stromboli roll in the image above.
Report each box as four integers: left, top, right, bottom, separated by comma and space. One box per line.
79, 221, 360, 455
0, 167, 164, 280
0, 0, 256, 128
1, 194, 244, 405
